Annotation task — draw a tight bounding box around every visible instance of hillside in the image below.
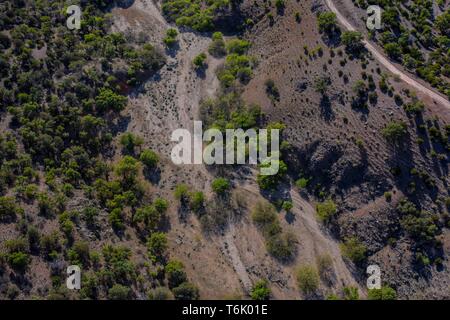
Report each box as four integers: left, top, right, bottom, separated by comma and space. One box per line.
0, 0, 449, 300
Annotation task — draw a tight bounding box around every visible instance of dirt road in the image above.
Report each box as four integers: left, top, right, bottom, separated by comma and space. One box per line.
325, 0, 450, 109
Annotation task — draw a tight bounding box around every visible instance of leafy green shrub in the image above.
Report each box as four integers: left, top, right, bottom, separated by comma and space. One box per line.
316, 254, 333, 280
8, 252, 30, 271
108, 284, 131, 300
148, 287, 173, 300
316, 199, 337, 223
384, 192, 392, 202
162, 0, 228, 31
163, 28, 178, 47
317, 12, 338, 34
252, 202, 280, 238
108, 208, 124, 230
95, 88, 127, 113
174, 184, 190, 202
250, 280, 271, 300
368, 286, 397, 300
341, 31, 364, 54
211, 177, 230, 195
401, 210, 438, 243
382, 121, 408, 145
193, 53, 207, 69
172, 282, 200, 300
226, 39, 251, 55
82, 207, 99, 226
404, 100, 425, 115
40, 232, 61, 259
115, 156, 140, 186
120, 133, 143, 155
209, 32, 226, 57
275, 0, 285, 12
265, 79, 280, 100
165, 260, 187, 288
102, 245, 136, 284
190, 191, 205, 213
139, 149, 159, 168
295, 177, 310, 189
296, 265, 320, 294
266, 231, 296, 261
343, 287, 359, 300
147, 232, 168, 259
154, 198, 169, 213
80, 272, 99, 299
340, 237, 367, 263
282, 201, 293, 212
0, 196, 22, 222
252, 202, 296, 261
67, 241, 90, 266
256, 160, 287, 190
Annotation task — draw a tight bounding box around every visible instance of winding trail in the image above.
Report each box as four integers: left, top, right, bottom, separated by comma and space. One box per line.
240, 181, 363, 292
325, 0, 450, 109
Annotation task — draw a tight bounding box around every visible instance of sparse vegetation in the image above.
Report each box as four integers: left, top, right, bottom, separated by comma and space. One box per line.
211, 178, 231, 195
316, 199, 337, 223
340, 238, 367, 263
368, 286, 397, 300
382, 121, 408, 145
296, 264, 320, 294
193, 53, 207, 69
250, 280, 271, 300
164, 28, 178, 47
252, 202, 296, 261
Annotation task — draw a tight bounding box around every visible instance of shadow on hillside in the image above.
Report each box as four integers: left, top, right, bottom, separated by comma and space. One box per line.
320, 95, 334, 121
115, 0, 135, 9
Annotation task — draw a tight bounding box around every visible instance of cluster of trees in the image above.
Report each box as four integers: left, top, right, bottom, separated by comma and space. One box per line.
163, 28, 178, 48
355, 1, 450, 99
0, 0, 180, 300
200, 92, 262, 130
208, 32, 227, 57
161, 0, 231, 31
217, 38, 255, 88
316, 199, 337, 223
396, 199, 444, 267
252, 201, 296, 261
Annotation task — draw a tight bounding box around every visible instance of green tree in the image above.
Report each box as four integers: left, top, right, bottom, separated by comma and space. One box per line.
115, 156, 140, 185
316, 199, 337, 223
166, 260, 187, 288
250, 280, 271, 300
317, 12, 338, 34
211, 177, 231, 195
368, 286, 397, 300
95, 88, 127, 112
164, 28, 178, 47
296, 265, 320, 294
147, 232, 168, 259
209, 32, 226, 57
343, 286, 359, 300
382, 121, 408, 145
0, 196, 22, 222
341, 31, 364, 54
139, 149, 159, 168
172, 282, 199, 300
120, 133, 143, 155
108, 284, 131, 300
340, 237, 367, 263
193, 53, 207, 69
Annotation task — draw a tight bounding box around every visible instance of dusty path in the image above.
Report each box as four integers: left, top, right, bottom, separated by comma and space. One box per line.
325, 0, 450, 109
222, 222, 253, 292
240, 180, 363, 293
